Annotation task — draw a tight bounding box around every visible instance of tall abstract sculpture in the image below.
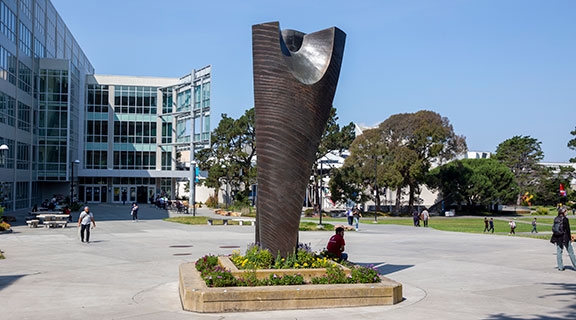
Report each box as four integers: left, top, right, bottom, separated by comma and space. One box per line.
253, 22, 346, 256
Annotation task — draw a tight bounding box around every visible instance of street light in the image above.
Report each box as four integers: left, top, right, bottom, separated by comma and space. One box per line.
70, 159, 80, 205
0, 144, 8, 167
0, 144, 8, 209
319, 160, 323, 226
221, 164, 229, 209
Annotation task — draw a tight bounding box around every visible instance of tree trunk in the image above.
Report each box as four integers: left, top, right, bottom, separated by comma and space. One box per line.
395, 188, 402, 213
374, 186, 381, 212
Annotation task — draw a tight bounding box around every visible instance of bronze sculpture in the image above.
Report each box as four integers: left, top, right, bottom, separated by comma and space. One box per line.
253, 21, 346, 256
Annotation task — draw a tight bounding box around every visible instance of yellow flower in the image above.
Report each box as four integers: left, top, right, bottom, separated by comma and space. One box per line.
303, 262, 308, 267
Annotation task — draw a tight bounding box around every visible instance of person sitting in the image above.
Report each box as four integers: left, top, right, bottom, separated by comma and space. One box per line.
63, 206, 72, 222
31, 204, 38, 212
326, 227, 348, 262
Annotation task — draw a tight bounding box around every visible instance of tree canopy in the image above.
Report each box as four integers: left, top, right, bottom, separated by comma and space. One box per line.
569, 126, 576, 163
330, 110, 467, 213
493, 135, 544, 205
427, 158, 517, 208
196, 109, 256, 204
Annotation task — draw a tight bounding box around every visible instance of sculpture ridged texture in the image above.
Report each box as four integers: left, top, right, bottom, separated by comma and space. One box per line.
252, 21, 346, 256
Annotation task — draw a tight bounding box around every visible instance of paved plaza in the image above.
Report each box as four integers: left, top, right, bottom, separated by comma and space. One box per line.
1, 203, 576, 319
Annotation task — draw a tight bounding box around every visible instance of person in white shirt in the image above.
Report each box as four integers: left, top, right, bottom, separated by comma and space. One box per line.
78, 206, 96, 243
420, 209, 430, 227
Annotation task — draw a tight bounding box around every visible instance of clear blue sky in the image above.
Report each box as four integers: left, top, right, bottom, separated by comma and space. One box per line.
52, 0, 576, 162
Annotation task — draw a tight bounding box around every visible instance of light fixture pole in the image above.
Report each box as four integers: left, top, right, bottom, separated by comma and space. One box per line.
0, 144, 8, 210
70, 159, 80, 205
373, 155, 378, 222
0, 144, 8, 167
319, 160, 323, 226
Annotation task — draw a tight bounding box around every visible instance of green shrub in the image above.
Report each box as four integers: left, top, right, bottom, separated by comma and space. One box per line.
350, 264, 381, 283
534, 207, 549, 215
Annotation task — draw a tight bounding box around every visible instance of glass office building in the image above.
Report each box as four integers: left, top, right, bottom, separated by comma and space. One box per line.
0, 0, 210, 211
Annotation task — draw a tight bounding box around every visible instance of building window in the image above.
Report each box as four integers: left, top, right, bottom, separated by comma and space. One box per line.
0, 45, 17, 84
177, 89, 190, 112
114, 86, 157, 114
18, 61, 32, 94
87, 84, 109, 112
17, 101, 30, 132
18, 22, 32, 57
0, 2, 16, 43
162, 122, 172, 143
16, 142, 29, 169
114, 121, 156, 144
0, 91, 15, 126
162, 88, 173, 114
86, 120, 108, 142
85, 150, 107, 169
113, 151, 156, 170
161, 151, 172, 170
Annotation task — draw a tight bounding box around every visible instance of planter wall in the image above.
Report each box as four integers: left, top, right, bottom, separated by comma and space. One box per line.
179, 261, 403, 313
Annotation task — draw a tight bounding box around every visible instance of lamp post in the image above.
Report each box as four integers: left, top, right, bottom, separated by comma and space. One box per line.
221, 164, 229, 209
319, 160, 323, 226
373, 155, 379, 222
0, 144, 8, 209
0, 144, 8, 167
70, 159, 80, 205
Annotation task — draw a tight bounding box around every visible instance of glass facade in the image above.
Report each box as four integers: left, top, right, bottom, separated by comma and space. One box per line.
0, 0, 93, 210
0, 0, 210, 210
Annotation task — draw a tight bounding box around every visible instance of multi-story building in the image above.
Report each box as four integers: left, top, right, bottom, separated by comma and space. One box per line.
0, 0, 210, 212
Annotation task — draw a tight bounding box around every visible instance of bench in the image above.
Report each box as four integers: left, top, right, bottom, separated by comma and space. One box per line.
26, 219, 40, 228
43, 220, 68, 228
207, 218, 229, 225
232, 218, 255, 226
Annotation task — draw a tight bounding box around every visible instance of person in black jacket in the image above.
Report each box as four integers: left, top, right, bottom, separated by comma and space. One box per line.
550, 206, 576, 271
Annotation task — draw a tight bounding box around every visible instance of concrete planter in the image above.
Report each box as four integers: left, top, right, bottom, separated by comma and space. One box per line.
179, 259, 403, 313
218, 256, 351, 282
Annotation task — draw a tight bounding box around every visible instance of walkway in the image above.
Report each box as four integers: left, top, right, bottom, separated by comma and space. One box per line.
1, 204, 575, 319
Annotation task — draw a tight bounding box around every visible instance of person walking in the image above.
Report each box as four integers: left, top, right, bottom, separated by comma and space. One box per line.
78, 206, 96, 243
550, 206, 576, 271
420, 209, 430, 227
353, 208, 362, 231
346, 208, 354, 226
488, 218, 494, 233
508, 220, 516, 235
131, 202, 139, 222
413, 210, 420, 227
483, 217, 489, 232
531, 218, 538, 233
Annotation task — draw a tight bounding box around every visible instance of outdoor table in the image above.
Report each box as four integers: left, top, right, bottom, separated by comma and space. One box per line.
36, 214, 69, 228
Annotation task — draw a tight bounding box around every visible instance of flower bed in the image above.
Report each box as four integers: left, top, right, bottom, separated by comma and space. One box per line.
195, 244, 380, 287
179, 244, 402, 312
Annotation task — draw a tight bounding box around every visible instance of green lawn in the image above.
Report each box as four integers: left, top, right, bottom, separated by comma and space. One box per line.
166, 215, 563, 240
305, 215, 561, 239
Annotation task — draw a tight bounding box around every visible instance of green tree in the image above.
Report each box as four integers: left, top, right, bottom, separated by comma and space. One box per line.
331, 110, 466, 213
427, 158, 517, 210
493, 136, 544, 205
312, 107, 355, 208
569, 126, 576, 163
533, 165, 575, 205
196, 109, 256, 205
377, 111, 466, 213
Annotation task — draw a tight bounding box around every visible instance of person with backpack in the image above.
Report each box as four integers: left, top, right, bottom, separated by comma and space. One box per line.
550, 206, 576, 271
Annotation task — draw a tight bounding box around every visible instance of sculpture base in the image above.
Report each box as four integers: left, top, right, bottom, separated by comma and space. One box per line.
178, 262, 403, 313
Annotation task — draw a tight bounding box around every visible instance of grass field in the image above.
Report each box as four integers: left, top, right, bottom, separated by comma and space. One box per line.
165, 214, 569, 240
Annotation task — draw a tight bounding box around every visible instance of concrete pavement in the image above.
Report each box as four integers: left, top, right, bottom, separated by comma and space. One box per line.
1, 204, 576, 319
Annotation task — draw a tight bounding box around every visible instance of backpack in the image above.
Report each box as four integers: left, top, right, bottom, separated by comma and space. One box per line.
552, 216, 565, 236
